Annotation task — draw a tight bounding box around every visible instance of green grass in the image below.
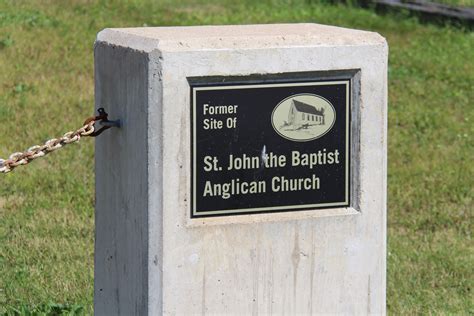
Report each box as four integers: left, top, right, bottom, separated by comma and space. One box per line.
0, 0, 473, 314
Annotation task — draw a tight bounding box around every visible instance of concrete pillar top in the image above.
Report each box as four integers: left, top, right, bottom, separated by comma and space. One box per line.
97, 23, 387, 52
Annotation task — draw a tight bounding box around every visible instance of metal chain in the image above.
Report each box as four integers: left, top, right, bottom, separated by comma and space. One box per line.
0, 108, 117, 174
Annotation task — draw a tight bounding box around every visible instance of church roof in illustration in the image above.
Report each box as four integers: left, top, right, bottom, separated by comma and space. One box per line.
292, 100, 324, 116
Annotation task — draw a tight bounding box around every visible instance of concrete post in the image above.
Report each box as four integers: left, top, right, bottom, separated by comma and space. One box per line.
94, 24, 388, 315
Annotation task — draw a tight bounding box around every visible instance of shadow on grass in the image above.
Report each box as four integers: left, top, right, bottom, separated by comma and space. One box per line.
324, 0, 474, 30
2, 302, 83, 316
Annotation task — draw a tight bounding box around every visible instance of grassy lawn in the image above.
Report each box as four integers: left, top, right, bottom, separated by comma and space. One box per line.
0, 0, 472, 314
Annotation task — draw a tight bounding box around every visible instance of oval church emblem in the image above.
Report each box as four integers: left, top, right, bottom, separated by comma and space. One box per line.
271, 93, 336, 142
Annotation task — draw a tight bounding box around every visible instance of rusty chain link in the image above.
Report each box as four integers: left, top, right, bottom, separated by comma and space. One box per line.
0, 108, 118, 174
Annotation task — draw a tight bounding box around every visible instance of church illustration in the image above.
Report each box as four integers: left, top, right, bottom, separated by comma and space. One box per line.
287, 99, 325, 128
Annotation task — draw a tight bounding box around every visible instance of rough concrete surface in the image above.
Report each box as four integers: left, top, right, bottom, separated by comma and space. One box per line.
95, 23, 388, 315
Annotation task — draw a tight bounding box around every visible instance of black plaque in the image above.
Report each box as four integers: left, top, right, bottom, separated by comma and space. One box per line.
191, 79, 351, 218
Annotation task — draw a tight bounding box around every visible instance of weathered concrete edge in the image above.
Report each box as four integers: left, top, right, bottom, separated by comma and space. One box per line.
96, 26, 388, 53
146, 48, 164, 314
93, 39, 163, 314
379, 60, 388, 316
97, 28, 161, 53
